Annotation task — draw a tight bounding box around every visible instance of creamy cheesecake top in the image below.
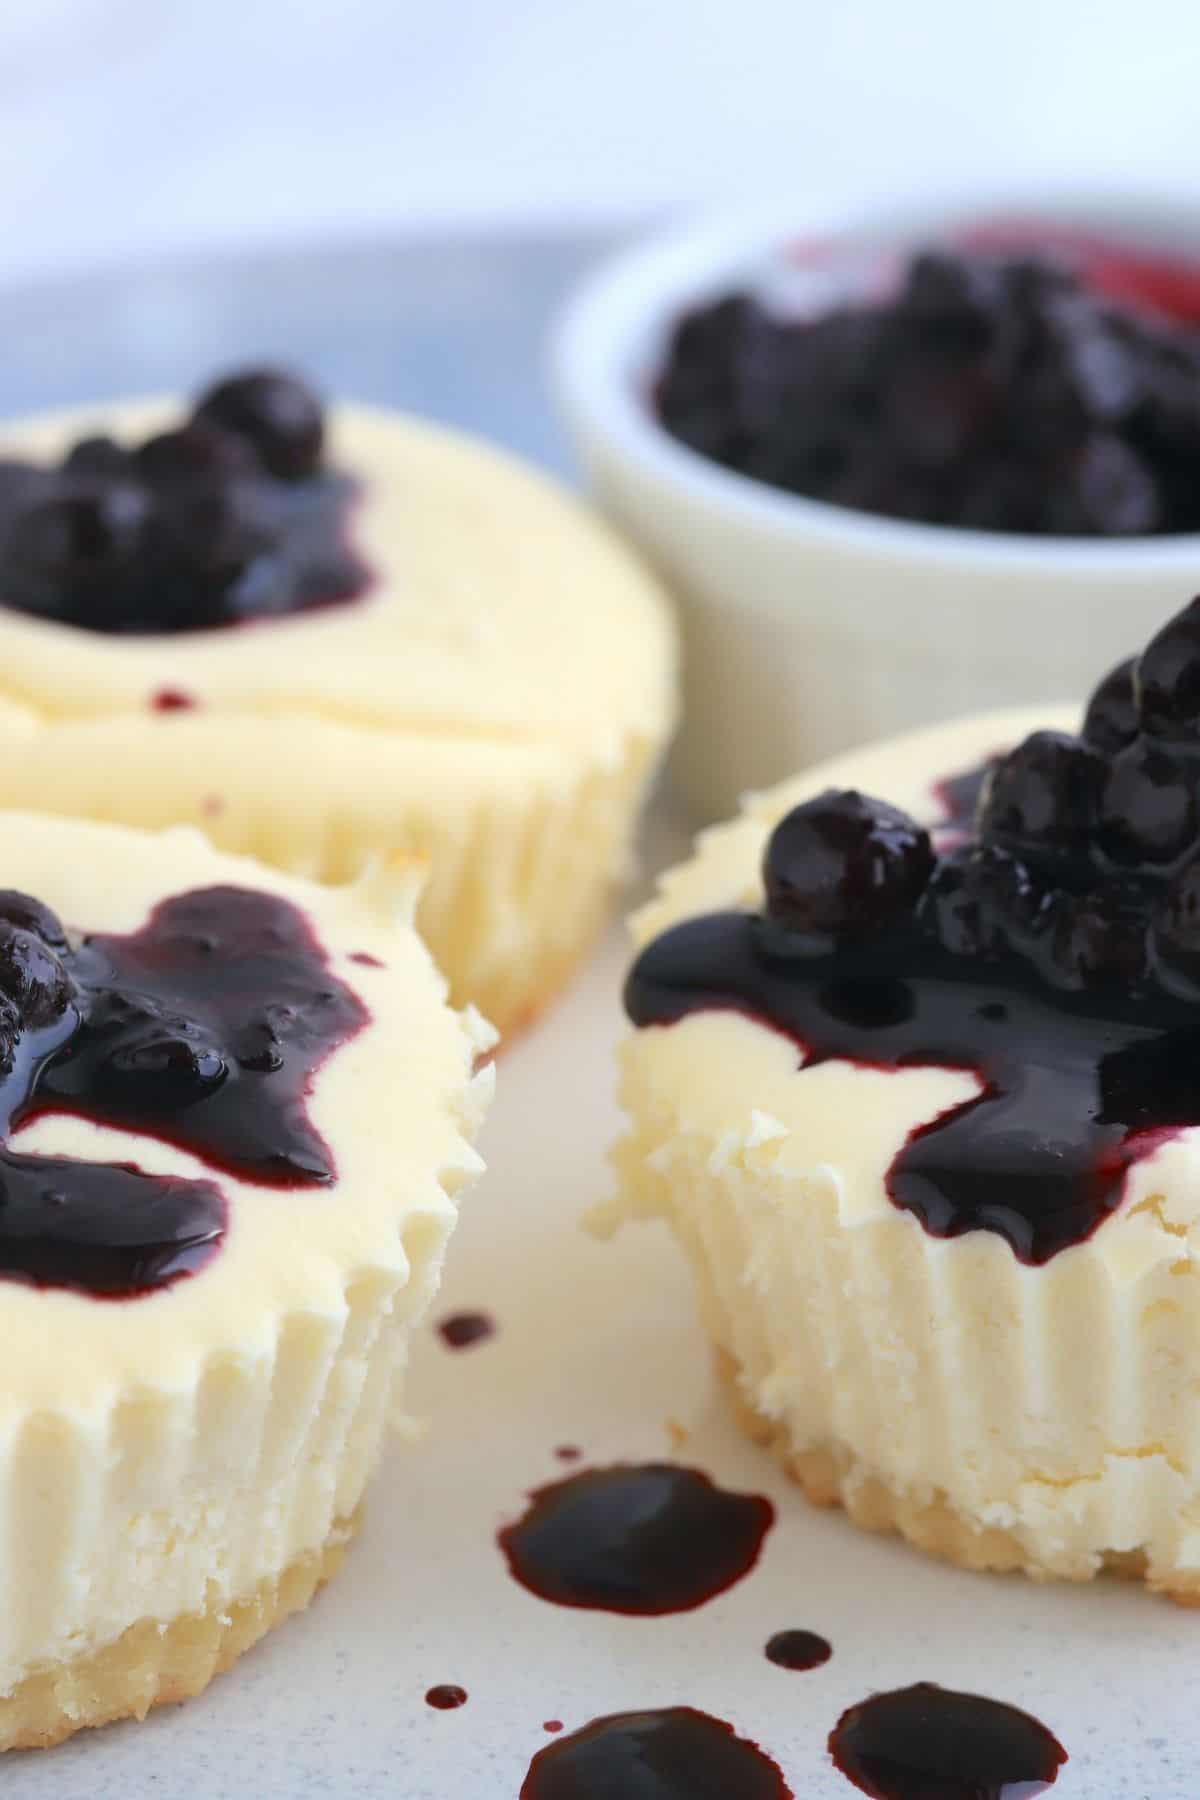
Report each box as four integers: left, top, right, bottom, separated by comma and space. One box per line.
0, 812, 492, 1416
0, 385, 675, 761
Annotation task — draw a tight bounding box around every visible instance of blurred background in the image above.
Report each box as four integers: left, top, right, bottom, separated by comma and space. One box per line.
0, 0, 1193, 287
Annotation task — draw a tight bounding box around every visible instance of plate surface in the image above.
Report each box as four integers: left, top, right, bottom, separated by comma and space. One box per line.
0, 236, 1193, 1796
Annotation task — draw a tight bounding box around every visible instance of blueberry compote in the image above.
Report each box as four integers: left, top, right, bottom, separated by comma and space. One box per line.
0, 883, 366, 1298
0, 368, 368, 632
655, 244, 1200, 534
626, 599, 1200, 1265
498, 1463, 774, 1614
520, 1708, 792, 1800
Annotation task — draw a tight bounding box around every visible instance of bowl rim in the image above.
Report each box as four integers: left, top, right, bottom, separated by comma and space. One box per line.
551, 187, 1200, 575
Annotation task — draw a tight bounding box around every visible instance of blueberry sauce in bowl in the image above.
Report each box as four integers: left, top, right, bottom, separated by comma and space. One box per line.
0, 368, 369, 634
626, 598, 1200, 1264
655, 238, 1200, 536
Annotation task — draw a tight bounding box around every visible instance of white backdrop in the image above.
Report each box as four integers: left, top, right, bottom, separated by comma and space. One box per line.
0, 0, 1195, 285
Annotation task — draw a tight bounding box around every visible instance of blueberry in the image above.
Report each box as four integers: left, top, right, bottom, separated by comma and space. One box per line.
145, 484, 284, 628
1050, 884, 1149, 990
919, 848, 995, 957
966, 842, 1059, 951
1152, 856, 1200, 992
1082, 657, 1138, 753
1098, 739, 1196, 865
1135, 597, 1200, 738
763, 789, 934, 941
62, 435, 129, 479
135, 422, 258, 486
0, 924, 73, 1029
1065, 433, 1159, 536
0, 890, 67, 951
193, 369, 324, 481
3, 482, 150, 616
977, 730, 1104, 858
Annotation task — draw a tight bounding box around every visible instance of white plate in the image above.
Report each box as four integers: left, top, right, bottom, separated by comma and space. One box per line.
8, 908, 1197, 1796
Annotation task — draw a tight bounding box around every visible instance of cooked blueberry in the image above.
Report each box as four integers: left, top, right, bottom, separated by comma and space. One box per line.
1050, 885, 1149, 989
1135, 597, 1200, 738
763, 789, 933, 940
0, 925, 72, 1028
135, 422, 258, 486
62, 435, 129, 479
654, 247, 1200, 534
0, 890, 67, 950
1152, 856, 1200, 990
1065, 433, 1159, 535
144, 484, 283, 628
2, 482, 149, 616
1082, 657, 1138, 752
193, 369, 324, 481
1098, 739, 1196, 865
919, 848, 994, 957
977, 730, 1104, 857
967, 842, 1060, 949
234, 1017, 285, 1073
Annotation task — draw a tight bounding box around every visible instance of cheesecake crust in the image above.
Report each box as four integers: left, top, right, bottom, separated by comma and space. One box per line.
716, 1349, 1200, 1607
0, 1515, 355, 1752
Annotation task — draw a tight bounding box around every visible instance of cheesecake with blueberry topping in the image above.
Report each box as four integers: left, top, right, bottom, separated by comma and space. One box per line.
0, 371, 677, 1035
0, 814, 491, 1747
610, 598, 1200, 1599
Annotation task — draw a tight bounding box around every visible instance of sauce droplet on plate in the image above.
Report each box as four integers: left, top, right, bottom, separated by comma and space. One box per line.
520, 1707, 792, 1799
498, 1462, 773, 1615
425, 1684, 468, 1711
829, 1681, 1066, 1797
764, 1629, 832, 1671
437, 1310, 496, 1350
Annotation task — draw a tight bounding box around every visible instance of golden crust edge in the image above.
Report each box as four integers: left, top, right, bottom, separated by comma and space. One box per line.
0, 1513, 357, 1752
715, 1348, 1200, 1608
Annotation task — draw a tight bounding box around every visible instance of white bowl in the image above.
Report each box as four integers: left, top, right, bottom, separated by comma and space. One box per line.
553, 195, 1200, 821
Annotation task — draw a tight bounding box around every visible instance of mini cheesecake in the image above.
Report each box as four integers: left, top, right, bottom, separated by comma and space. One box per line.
612, 597, 1200, 1601
0, 813, 491, 1747
0, 374, 678, 1036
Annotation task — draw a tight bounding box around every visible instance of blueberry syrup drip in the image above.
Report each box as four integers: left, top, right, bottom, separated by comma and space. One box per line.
627, 600, 1200, 1265
425, 1685, 468, 1711
0, 367, 369, 634
437, 1309, 495, 1350
655, 242, 1200, 535
764, 1629, 832, 1671
498, 1463, 774, 1615
0, 884, 367, 1299
829, 1683, 1066, 1798
627, 907, 1197, 1262
520, 1708, 792, 1800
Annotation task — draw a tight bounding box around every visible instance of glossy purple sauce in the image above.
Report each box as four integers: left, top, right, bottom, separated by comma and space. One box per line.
0, 885, 366, 1298
499, 1463, 774, 1615
520, 1707, 792, 1799
829, 1682, 1066, 1797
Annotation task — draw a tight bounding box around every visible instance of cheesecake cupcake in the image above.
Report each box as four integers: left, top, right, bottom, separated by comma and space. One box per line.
0, 813, 491, 1747
611, 597, 1200, 1601
0, 372, 677, 1036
